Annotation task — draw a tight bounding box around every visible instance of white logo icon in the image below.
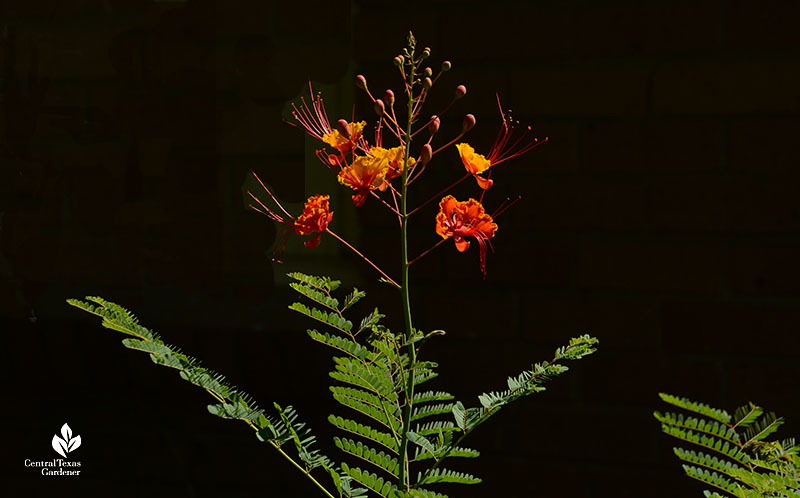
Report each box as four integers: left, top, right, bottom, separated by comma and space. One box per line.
51, 423, 81, 458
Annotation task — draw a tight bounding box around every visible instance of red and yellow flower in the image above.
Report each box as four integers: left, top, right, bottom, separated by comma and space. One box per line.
337, 154, 389, 207
435, 195, 498, 275
322, 121, 366, 155
369, 145, 415, 181
248, 173, 333, 260
456, 95, 543, 190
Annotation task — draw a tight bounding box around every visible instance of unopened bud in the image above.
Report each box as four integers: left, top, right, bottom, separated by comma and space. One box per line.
383, 89, 395, 106
424, 67, 433, 77
355, 74, 367, 90
422, 47, 431, 59
336, 119, 351, 138
454, 84, 467, 99
374, 99, 385, 116
462, 114, 476, 132
441, 60, 452, 72
420, 143, 432, 165
423, 77, 432, 91
393, 55, 404, 67
428, 115, 440, 135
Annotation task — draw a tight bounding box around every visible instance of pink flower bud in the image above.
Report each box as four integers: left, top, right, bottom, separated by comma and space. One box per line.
462, 114, 476, 132
355, 74, 367, 90
393, 55, 404, 67
336, 119, 351, 138
422, 47, 431, 59
441, 61, 452, 72
428, 115, 440, 135
374, 99, 385, 116
420, 143, 432, 165
423, 77, 432, 91
383, 89, 395, 106
424, 67, 433, 77
454, 85, 467, 99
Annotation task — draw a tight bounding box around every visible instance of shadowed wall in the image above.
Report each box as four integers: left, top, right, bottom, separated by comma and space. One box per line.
3, 1, 799, 497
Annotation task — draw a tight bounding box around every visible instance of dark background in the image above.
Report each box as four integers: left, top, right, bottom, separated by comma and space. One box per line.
3, 1, 800, 497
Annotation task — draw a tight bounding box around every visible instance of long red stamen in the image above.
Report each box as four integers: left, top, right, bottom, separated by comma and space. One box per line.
486, 93, 548, 166
250, 171, 294, 220
288, 82, 333, 140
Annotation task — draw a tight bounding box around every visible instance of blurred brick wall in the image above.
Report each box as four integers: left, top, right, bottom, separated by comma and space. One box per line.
3, 1, 800, 497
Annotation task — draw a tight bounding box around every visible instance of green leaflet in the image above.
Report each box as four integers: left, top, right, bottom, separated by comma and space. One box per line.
341, 463, 398, 498
657, 393, 800, 498
67, 296, 333, 477
417, 468, 481, 485
334, 437, 400, 477
328, 415, 398, 453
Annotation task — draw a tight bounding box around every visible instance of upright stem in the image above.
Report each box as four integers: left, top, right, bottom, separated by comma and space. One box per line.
397, 54, 417, 492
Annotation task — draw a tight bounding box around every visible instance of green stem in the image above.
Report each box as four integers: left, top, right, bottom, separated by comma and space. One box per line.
270, 441, 336, 498
397, 52, 417, 492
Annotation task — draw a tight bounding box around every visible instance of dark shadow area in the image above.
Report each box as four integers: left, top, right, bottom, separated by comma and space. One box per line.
3, 1, 800, 497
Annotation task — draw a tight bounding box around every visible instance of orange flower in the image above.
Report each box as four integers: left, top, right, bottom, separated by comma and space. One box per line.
456, 95, 544, 190
337, 154, 389, 207
435, 195, 498, 275
248, 173, 333, 260
293, 194, 334, 249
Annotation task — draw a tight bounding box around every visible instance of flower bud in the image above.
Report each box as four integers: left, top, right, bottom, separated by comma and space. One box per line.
355, 74, 367, 90
428, 115, 440, 135
423, 77, 432, 91
454, 84, 467, 99
462, 114, 476, 132
441, 60, 452, 72
422, 47, 431, 59
420, 143, 432, 166
393, 55, 404, 67
383, 89, 395, 106
374, 99, 385, 116
424, 67, 433, 77
336, 119, 351, 139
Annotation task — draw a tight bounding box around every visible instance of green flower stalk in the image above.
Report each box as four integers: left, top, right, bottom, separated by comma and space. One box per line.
69, 32, 598, 497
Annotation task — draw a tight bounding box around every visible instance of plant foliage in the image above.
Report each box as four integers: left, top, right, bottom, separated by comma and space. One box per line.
656, 393, 800, 498
69, 274, 597, 496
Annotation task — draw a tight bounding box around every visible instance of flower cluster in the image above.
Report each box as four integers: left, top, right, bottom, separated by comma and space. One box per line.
251, 48, 544, 278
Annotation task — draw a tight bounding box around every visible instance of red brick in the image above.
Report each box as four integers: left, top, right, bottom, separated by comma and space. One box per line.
584, 355, 722, 407
580, 121, 724, 173
520, 295, 660, 351
653, 60, 800, 114
576, 1, 722, 55
414, 285, 519, 339
515, 180, 647, 231
579, 241, 723, 294
512, 66, 649, 117
489, 238, 575, 288
652, 182, 800, 233
730, 119, 800, 172
730, 244, 800, 297
353, 12, 436, 63
726, 359, 800, 408
662, 301, 800, 356
727, 0, 800, 51
440, 6, 572, 61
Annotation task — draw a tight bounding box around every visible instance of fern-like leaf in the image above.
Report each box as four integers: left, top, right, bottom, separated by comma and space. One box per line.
659, 393, 732, 425
334, 437, 399, 477
328, 415, 399, 453
417, 468, 481, 485
341, 463, 398, 497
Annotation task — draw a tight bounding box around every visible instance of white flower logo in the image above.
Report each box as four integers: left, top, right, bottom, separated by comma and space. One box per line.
51, 423, 81, 458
